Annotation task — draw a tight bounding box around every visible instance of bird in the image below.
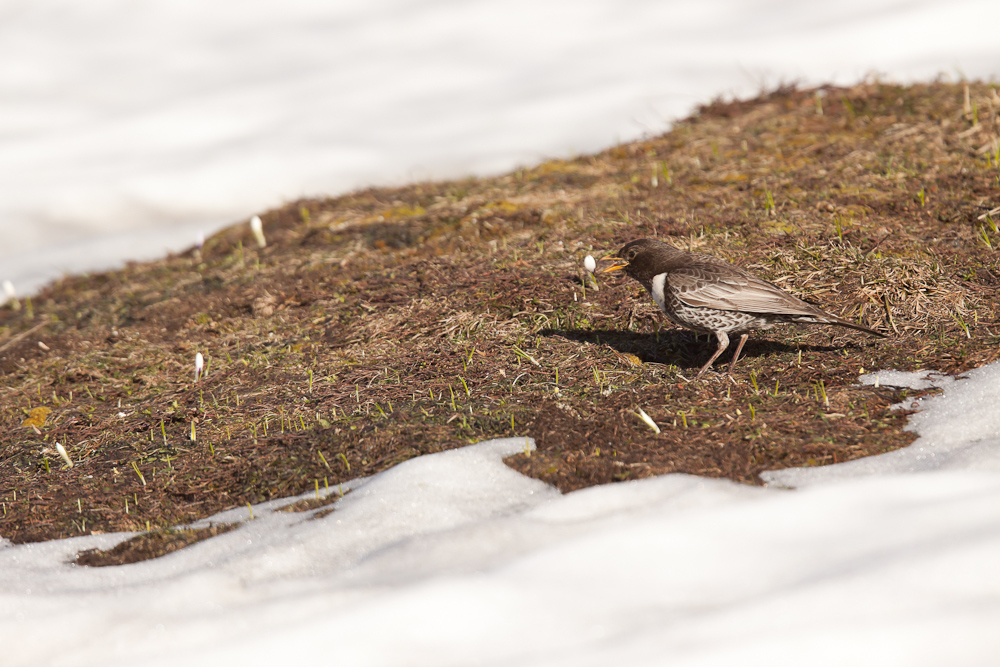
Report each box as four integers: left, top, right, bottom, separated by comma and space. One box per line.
595, 238, 885, 379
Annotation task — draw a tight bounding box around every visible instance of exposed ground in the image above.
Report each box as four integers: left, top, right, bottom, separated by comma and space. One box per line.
1, 81, 998, 551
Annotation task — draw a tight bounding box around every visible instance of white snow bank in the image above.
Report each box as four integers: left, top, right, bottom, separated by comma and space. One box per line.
762, 362, 1000, 487
180, 473, 1000, 667
4, 0, 1000, 295
3, 361, 1000, 665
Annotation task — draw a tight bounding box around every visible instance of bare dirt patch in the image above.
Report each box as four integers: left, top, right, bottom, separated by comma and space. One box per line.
75, 523, 237, 567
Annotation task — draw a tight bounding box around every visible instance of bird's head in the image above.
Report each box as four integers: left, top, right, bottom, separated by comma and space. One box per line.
595, 239, 681, 285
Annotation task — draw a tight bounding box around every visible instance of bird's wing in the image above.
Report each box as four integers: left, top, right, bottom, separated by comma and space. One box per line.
666, 263, 826, 316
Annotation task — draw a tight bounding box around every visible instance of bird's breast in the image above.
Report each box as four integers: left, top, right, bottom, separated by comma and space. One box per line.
650, 273, 669, 314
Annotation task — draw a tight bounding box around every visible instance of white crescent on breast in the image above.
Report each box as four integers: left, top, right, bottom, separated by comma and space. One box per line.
650, 273, 668, 313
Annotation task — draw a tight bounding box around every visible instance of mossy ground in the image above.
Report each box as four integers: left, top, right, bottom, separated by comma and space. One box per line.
1, 80, 998, 552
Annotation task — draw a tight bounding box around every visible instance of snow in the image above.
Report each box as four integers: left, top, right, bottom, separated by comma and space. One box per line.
4, 364, 1000, 665
3, 1, 1000, 663
763, 364, 1000, 486
3, 0, 1000, 294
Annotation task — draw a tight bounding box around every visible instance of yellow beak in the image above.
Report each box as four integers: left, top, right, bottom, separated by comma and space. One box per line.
595, 256, 629, 274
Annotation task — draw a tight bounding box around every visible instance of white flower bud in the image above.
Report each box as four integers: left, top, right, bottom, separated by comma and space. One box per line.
250, 216, 266, 248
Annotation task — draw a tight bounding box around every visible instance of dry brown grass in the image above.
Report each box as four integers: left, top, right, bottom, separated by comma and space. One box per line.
1, 81, 998, 553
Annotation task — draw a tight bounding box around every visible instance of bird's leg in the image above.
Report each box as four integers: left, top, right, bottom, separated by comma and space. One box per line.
726, 333, 749, 375
695, 331, 730, 379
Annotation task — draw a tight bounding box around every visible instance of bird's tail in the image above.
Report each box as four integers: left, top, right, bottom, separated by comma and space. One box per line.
789, 311, 887, 337
826, 316, 887, 338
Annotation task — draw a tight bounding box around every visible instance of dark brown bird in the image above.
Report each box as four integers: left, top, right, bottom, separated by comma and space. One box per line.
596, 238, 884, 379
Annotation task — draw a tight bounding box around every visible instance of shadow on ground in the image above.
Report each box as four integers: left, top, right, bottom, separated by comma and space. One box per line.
541, 327, 850, 374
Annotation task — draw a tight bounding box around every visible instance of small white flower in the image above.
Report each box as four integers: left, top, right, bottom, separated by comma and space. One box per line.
584, 255, 596, 273
250, 215, 266, 248
2, 280, 18, 309
55, 442, 74, 468
195, 352, 205, 382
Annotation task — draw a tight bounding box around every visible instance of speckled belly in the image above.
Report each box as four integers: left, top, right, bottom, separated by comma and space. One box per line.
662, 292, 774, 333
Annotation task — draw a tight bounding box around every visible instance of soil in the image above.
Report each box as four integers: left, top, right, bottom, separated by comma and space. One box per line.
1, 80, 998, 556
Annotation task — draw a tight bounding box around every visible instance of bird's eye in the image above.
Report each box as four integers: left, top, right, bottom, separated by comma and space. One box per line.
627, 249, 636, 259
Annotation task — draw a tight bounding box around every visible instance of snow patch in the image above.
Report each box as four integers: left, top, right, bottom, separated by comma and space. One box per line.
4, 0, 1000, 293
763, 362, 1000, 487
3, 363, 1000, 664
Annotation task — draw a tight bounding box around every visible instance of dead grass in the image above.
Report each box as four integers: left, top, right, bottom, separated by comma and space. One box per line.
1, 80, 999, 553
75, 523, 236, 567
275, 493, 342, 513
